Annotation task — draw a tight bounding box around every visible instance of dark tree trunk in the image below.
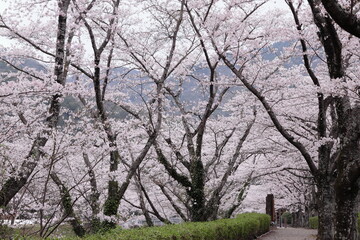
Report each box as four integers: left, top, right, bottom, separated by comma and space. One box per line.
334, 182, 358, 240
316, 181, 335, 240
103, 180, 120, 228
90, 54, 121, 228
189, 159, 206, 222
334, 134, 360, 240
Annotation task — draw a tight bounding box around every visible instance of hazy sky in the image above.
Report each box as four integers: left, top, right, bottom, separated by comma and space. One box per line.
267, 0, 289, 9
0, 0, 289, 48
0, 1, 7, 12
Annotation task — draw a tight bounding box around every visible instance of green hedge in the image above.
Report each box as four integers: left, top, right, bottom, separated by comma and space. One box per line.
309, 214, 360, 232
309, 216, 318, 229
65, 213, 270, 240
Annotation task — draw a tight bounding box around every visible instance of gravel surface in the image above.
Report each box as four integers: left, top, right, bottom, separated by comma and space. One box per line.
257, 227, 317, 240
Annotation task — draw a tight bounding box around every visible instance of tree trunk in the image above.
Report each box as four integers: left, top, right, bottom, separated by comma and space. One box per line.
334, 191, 358, 240
91, 55, 121, 228
189, 159, 206, 222
103, 179, 120, 228
334, 178, 359, 239
50, 172, 86, 237
317, 182, 335, 240
83, 153, 101, 233
139, 191, 154, 227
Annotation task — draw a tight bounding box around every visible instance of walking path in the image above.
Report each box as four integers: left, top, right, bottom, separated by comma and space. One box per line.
257, 227, 317, 240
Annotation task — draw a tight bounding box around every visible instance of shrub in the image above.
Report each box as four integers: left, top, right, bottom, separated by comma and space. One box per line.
309, 216, 318, 229
63, 213, 270, 240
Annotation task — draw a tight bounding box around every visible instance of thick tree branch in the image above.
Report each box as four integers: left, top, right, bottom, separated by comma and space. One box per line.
153, 142, 192, 189
320, 0, 360, 38
218, 54, 318, 176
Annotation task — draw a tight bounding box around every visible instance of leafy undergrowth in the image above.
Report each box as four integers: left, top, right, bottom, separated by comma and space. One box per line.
68, 213, 270, 240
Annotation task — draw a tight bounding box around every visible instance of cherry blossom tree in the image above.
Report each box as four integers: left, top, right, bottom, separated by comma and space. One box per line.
0, 0, 157, 233
151, 94, 257, 221
1, 1, 345, 239
194, 0, 359, 238
287, 1, 360, 238
0, 0, 72, 209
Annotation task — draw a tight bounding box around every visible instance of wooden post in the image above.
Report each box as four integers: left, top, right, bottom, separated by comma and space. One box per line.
266, 194, 275, 222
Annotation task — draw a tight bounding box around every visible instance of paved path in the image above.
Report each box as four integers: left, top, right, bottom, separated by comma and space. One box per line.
257, 227, 317, 240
